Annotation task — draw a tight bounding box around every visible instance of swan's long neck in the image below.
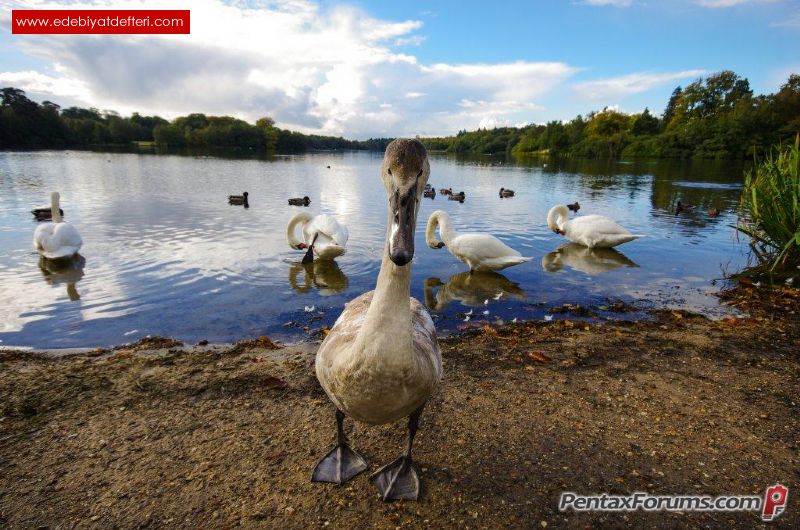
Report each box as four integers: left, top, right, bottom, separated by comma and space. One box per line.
51, 192, 62, 223
286, 213, 311, 249
547, 205, 569, 232
358, 215, 413, 357
426, 211, 457, 247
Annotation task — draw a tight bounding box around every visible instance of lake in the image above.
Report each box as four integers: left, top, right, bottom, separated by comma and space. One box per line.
0, 149, 749, 349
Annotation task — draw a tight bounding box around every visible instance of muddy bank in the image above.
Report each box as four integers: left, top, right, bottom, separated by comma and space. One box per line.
0, 285, 798, 529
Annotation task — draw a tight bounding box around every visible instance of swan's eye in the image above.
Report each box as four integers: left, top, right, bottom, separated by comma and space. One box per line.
417, 169, 423, 178
388, 168, 392, 176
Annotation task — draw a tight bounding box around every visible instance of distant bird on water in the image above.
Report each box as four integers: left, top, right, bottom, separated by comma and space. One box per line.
228, 191, 249, 207
567, 202, 580, 213
33, 192, 82, 260
675, 201, 694, 215
288, 196, 311, 206
31, 206, 64, 221
708, 207, 721, 218
499, 188, 515, 198
447, 191, 465, 203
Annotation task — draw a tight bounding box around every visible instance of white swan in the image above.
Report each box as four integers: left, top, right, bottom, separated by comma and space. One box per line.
426, 210, 531, 272
547, 204, 639, 248
33, 192, 82, 260
312, 139, 442, 502
286, 212, 348, 262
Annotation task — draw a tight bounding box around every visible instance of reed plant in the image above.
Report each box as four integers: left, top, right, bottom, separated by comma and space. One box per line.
738, 137, 800, 272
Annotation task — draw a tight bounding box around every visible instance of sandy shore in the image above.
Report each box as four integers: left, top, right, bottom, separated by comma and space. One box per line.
0, 285, 798, 529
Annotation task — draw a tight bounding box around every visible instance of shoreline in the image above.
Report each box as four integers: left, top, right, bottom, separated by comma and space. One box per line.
1, 284, 798, 528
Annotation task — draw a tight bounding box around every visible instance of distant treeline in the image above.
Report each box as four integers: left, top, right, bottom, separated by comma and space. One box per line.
2, 70, 799, 158
421, 71, 800, 159
0, 87, 391, 153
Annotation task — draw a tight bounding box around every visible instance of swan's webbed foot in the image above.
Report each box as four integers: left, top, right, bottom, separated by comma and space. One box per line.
371, 406, 424, 502
370, 455, 419, 501
311, 443, 368, 485
311, 409, 368, 485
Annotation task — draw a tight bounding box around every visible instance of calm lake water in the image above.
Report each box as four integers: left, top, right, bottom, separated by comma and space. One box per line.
0, 149, 749, 349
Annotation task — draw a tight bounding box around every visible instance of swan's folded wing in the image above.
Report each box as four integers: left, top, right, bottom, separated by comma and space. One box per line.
315, 215, 349, 246
411, 297, 443, 382
451, 234, 523, 261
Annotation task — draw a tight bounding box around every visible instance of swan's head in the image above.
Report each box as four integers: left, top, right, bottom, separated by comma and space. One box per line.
547, 205, 569, 235
381, 138, 430, 266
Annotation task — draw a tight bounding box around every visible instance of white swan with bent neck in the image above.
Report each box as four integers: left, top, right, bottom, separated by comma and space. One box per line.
286, 212, 348, 260
547, 204, 640, 249
426, 210, 530, 272
312, 139, 442, 502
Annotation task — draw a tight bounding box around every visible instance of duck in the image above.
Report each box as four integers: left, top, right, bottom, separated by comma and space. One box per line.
675, 200, 694, 215
708, 207, 721, 218
33, 192, 83, 260
228, 191, 249, 206
31, 206, 64, 221
447, 191, 465, 202
286, 212, 348, 264
288, 196, 311, 206
567, 201, 580, 213
312, 139, 442, 502
547, 204, 639, 249
423, 188, 436, 198
499, 188, 515, 198
426, 210, 531, 272
424, 183, 433, 191
439, 187, 452, 196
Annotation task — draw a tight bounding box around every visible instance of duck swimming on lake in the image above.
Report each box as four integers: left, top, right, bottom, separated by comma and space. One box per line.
447, 191, 465, 202
675, 201, 694, 214
547, 204, 640, 249
286, 212, 348, 264
288, 196, 311, 206
33, 192, 83, 260
312, 139, 442, 501
567, 201, 580, 213
228, 191, 249, 206
31, 206, 64, 221
439, 187, 452, 196
426, 210, 531, 272
423, 188, 436, 198
708, 207, 721, 218
499, 188, 515, 198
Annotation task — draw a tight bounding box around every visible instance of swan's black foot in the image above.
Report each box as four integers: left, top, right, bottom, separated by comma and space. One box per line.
371, 456, 419, 501
311, 443, 368, 485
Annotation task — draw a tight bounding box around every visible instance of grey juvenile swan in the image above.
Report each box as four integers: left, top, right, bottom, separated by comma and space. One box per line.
312, 139, 442, 501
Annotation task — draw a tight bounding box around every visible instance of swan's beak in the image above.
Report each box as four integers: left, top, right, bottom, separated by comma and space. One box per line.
388, 184, 417, 266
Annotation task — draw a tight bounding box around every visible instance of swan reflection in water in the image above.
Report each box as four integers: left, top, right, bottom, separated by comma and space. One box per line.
288, 260, 348, 296
542, 243, 638, 275
424, 271, 526, 311
39, 254, 85, 301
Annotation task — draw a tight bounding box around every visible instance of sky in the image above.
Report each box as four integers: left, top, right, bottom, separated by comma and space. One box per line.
0, 0, 798, 139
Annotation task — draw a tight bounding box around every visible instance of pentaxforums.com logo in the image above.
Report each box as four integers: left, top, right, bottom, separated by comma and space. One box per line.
559, 484, 788, 522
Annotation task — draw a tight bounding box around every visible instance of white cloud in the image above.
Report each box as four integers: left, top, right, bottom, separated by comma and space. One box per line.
574, 69, 706, 101
696, 0, 772, 7
0, 0, 584, 137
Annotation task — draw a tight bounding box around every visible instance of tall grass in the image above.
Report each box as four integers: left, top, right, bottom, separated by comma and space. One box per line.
738, 137, 800, 272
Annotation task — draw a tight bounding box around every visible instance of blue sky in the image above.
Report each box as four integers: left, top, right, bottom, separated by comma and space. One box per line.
1, 0, 798, 138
